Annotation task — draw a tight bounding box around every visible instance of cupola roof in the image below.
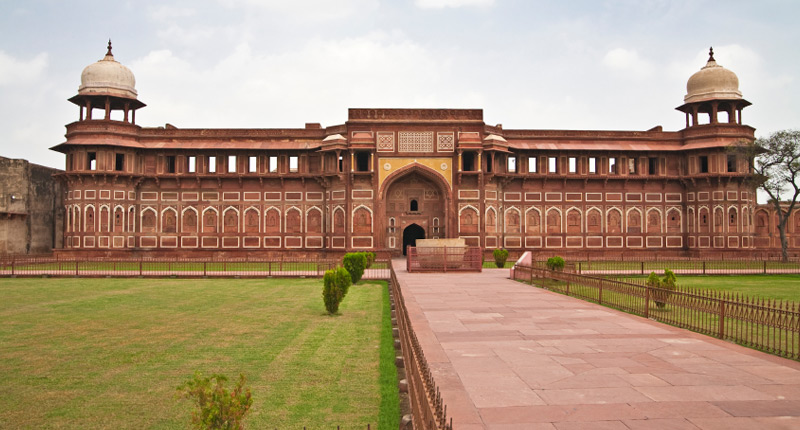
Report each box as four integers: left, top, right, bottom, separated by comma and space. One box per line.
684, 47, 742, 104
77, 40, 138, 100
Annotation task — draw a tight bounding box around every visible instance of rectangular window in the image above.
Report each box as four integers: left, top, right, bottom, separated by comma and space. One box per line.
228, 155, 237, 173
588, 157, 597, 174
115, 153, 124, 171
527, 156, 537, 173
248, 156, 257, 173
609, 157, 617, 174
269, 156, 278, 173
548, 157, 558, 173
289, 156, 299, 173
87, 152, 97, 171
463, 152, 476, 171
208, 156, 217, 173
486, 153, 493, 173
568, 157, 577, 173
628, 157, 637, 174
166, 155, 176, 174
507, 156, 517, 173
727, 155, 737, 172
338, 155, 344, 172
188, 156, 196, 173
356, 152, 370, 172
699, 155, 709, 173
648, 157, 658, 175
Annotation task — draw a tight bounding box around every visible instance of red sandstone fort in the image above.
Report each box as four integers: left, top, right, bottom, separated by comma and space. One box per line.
34, 44, 798, 258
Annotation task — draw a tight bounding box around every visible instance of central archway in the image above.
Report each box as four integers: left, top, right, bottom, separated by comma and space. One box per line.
381, 164, 451, 256
403, 223, 425, 255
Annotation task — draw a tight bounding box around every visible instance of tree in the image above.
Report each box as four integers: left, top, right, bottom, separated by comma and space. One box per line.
733, 130, 800, 261
177, 372, 253, 430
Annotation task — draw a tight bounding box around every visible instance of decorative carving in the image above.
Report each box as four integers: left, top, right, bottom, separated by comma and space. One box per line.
377, 132, 395, 152
348, 108, 483, 121
607, 210, 621, 233
437, 132, 454, 152
398, 132, 434, 153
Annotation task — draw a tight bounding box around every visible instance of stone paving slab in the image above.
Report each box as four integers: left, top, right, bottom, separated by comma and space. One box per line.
393, 262, 800, 429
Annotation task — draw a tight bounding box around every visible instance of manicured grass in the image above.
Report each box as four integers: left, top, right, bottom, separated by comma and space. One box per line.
483, 261, 511, 269
0, 278, 397, 429
670, 274, 800, 302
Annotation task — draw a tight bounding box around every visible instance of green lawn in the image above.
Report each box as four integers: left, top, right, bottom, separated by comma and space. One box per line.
671, 274, 800, 301
0, 278, 398, 429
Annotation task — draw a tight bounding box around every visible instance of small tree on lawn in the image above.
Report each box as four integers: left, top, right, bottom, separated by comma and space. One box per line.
177, 372, 253, 430
732, 130, 800, 262
343, 252, 367, 284
493, 248, 509, 268
323, 266, 351, 314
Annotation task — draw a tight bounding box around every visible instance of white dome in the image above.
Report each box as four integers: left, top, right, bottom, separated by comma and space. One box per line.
78, 42, 138, 100
684, 48, 742, 104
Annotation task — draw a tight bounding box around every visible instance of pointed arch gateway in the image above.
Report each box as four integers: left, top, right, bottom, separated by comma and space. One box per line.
381, 163, 452, 254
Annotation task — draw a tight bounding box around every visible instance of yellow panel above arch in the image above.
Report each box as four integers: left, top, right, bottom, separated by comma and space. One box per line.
378, 157, 452, 192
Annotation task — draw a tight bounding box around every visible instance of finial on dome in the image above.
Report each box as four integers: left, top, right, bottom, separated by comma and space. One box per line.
708, 46, 715, 62
106, 39, 113, 56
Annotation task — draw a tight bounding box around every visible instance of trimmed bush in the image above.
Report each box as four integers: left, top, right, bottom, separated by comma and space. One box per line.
323, 267, 351, 314
343, 252, 367, 284
177, 372, 253, 430
364, 252, 376, 269
649, 269, 677, 309
492, 248, 509, 268
546, 256, 565, 271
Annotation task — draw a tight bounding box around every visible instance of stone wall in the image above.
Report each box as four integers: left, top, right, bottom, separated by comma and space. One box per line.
0, 157, 63, 255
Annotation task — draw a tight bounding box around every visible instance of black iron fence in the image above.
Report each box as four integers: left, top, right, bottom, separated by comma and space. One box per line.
513, 264, 800, 360
0, 256, 391, 280
390, 267, 454, 430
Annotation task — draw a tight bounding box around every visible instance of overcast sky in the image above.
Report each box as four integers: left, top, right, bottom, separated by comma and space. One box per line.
1, 0, 798, 170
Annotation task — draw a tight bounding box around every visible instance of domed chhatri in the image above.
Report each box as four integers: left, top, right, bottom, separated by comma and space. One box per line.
68, 40, 145, 123
78, 40, 138, 100
684, 47, 742, 104
676, 47, 750, 128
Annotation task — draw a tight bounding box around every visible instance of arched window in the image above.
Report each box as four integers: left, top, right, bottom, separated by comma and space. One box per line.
410, 199, 418, 212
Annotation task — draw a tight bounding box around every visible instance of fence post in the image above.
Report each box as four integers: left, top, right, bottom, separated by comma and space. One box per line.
75, 260, 79, 276
10, 258, 14, 276
644, 287, 650, 319
718, 300, 726, 339
139, 259, 143, 276
203, 261, 207, 277
763, 260, 767, 274
641, 261, 644, 275
598, 280, 603, 305
578, 261, 581, 274
702, 261, 706, 275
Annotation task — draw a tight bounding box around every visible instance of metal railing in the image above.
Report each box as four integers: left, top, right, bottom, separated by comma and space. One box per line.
0, 256, 391, 280
572, 258, 800, 275
406, 246, 482, 273
513, 264, 800, 360
391, 266, 454, 430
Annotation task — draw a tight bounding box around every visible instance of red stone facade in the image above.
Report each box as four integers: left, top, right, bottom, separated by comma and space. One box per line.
51, 47, 800, 257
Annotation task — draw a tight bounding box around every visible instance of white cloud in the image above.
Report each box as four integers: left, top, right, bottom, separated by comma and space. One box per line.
414, 0, 494, 9
602, 48, 654, 79
218, 0, 379, 21
129, 31, 455, 128
0, 51, 48, 86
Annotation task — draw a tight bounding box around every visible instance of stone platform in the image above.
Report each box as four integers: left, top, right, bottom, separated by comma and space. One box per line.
392, 260, 800, 429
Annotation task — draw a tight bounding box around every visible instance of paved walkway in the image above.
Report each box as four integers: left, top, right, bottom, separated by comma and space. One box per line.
393, 262, 800, 429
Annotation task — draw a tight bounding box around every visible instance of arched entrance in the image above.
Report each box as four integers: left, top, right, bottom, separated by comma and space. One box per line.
403, 224, 425, 255
381, 165, 450, 256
